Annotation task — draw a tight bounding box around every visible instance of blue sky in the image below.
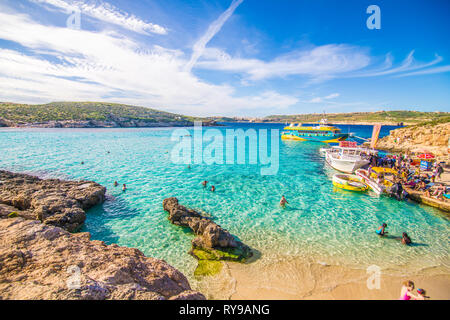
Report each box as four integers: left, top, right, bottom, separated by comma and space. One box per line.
0, 0, 449, 116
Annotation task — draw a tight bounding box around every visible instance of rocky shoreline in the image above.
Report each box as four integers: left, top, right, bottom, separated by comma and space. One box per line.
0, 171, 205, 300
376, 122, 449, 159
0, 119, 218, 128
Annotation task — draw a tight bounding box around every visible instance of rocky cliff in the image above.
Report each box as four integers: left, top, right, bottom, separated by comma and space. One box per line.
0, 171, 106, 232
0, 218, 204, 300
0, 171, 205, 300
376, 121, 449, 158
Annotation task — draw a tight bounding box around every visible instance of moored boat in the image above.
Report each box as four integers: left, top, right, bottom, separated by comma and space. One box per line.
355, 167, 395, 195
325, 142, 371, 173
281, 118, 348, 143
332, 174, 368, 192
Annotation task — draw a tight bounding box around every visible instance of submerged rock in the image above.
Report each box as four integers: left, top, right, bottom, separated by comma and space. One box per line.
0, 171, 106, 232
0, 218, 205, 300
163, 197, 253, 276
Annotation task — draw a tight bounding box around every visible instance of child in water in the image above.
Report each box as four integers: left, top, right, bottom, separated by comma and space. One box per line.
376, 223, 388, 236
401, 232, 412, 245
280, 195, 288, 208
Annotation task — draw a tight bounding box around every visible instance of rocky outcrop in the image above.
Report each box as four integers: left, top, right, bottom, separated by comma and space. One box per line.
0, 171, 106, 232
0, 218, 205, 300
376, 122, 449, 159
163, 197, 253, 265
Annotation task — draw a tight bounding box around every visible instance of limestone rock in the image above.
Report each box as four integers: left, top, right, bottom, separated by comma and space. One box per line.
0, 218, 205, 300
0, 171, 106, 232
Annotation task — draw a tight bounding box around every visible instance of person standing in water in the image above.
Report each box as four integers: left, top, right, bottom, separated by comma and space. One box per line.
202, 180, 208, 188
280, 195, 288, 208
122, 184, 127, 191
211, 185, 215, 192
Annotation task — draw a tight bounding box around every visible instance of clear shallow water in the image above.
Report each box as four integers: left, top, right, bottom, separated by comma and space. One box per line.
1, 123, 449, 279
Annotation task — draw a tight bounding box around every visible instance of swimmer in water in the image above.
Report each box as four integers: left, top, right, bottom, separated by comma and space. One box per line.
280, 195, 288, 208
202, 180, 208, 188
211, 185, 215, 192
114, 181, 118, 187
376, 223, 388, 236
122, 184, 127, 191
401, 232, 412, 245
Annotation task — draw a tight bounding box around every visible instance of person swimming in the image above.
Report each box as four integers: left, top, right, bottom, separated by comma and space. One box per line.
376, 223, 388, 236
280, 195, 288, 208
211, 185, 215, 192
401, 232, 412, 245
202, 180, 208, 188
114, 181, 118, 187
122, 183, 127, 191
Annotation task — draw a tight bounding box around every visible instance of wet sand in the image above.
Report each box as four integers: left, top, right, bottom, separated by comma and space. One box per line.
194, 255, 450, 300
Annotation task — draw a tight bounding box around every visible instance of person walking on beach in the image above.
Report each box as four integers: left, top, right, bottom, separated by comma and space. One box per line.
435, 164, 444, 181
280, 195, 288, 208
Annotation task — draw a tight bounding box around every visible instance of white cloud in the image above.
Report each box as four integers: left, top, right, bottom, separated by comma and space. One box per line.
308, 93, 340, 103
30, 0, 168, 35
185, 0, 243, 72
0, 11, 297, 116
196, 45, 371, 81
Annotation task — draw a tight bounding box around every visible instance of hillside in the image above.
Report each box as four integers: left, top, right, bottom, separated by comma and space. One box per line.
262, 111, 450, 125
0, 102, 211, 128
376, 117, 450, 158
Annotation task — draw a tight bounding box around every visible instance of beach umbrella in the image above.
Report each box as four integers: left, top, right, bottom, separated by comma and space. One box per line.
418, 153, 435, 159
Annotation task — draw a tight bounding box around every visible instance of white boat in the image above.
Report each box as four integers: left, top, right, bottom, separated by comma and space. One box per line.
325, 146, 370, 173
355, 167, 395, 195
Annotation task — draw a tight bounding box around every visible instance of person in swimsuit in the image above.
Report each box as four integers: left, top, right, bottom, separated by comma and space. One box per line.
376, 223, 388, 236
401, 232, 412, 245
211, 185, 215, 192
202, 180, 208, 188
280, 195, 288, 208
399, 280, 421, 300
114, 181, 118, 187
122, 184, 127, 191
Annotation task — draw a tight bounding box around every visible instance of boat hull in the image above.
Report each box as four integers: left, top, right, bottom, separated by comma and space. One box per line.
325, 153, 369, 173
332, 174, 368, 192
281, 133, 348, 143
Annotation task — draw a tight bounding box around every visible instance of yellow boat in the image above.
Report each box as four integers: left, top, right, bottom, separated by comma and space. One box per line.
332, 174, 368, 192
281, 118, 349, 143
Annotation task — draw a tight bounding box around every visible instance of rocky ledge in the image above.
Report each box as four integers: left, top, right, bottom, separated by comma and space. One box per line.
376, 122, 449, 159
0, 171, 106, 232
163, 197, 253, 276
0, 171, 205, 300
0, 218, 205, 300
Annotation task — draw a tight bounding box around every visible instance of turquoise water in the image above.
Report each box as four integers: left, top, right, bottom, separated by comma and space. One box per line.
1, 123, 449, 279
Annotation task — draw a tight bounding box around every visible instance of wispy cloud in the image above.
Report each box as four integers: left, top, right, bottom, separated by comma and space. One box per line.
30, 0, 168, 35
185, 0, 243, 72
309, 93, 340, 103
0, 10, 297, 115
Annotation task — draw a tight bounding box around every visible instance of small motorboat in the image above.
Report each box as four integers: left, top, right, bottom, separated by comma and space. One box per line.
355, 168, 394, 195
332, 174, 368, 192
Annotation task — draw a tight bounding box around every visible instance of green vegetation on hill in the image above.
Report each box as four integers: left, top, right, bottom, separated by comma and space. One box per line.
263, 111, 450, 125
0, 102, 194, 124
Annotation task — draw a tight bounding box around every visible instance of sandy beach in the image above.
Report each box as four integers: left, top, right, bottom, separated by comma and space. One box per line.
194, 255, 450, 300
